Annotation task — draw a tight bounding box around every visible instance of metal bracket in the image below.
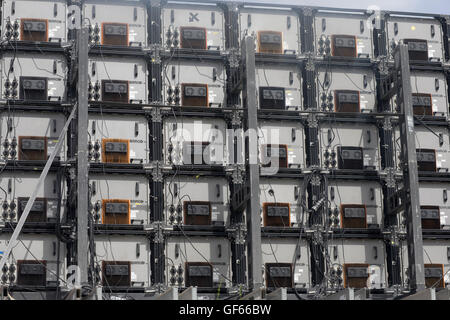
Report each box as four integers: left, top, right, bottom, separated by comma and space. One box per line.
240, 287, 266, 300
303, 7, 314, 17
150, 44, 162, 64
383, 226, 403, 246
226, 164, 245, 184
382, 117, 393, 131
402, 288, 436, 300
382, 168, 397, 188
151, 107, 162, 123
377, 57, 389, 75
146, 161, 163, 182
227, 48, 240, 69
266, 288, 287, 300
310, 174, 322, 187
307, 113, 318, 128
151, 221, 165, 244
154, 286, 179, 300
387, 188, 405, 216
179, 286, 198, 300
145, 283, 169, 296
227, 109, 243, 127
306, 58, 315, 72
326, 288, 367, 300
393, 44, 425, 292
230, 182, 251, 214
228, 222, 247, 245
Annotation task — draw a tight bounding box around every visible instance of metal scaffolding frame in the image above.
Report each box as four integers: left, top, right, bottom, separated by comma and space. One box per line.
1, 0, 449, 300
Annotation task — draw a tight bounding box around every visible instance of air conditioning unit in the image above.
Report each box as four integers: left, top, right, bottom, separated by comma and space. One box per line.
84, 1, 147, 47
183, 201, 212, 226
164, 176, 229, 227
314, 12, 374, 58
263, 203, 290, 227
257, 31, 283, 54
0, 234, 66, 287
2, 52, 67, 102
102, 261, 131, 287
259, 87, 286, 110
386, 16, 444, 62
331, 35, 357, 57
101, 139, 130, 164
181, 84, 208, 107
88, 57, 148, 104
89, 175, 149, 225
185, 262, 213, 288
340, 205, 367, 229
166, 237, 231, 288
102, 200, 131, 225
95, 235, 150, 288
343, 264, 369, 288
161, 3, 225, 51
2, 0, 68, 43
265, 263, 293, 288
239, 7, 300, 54
163, 60, 225, 107
0, 171, 66, 224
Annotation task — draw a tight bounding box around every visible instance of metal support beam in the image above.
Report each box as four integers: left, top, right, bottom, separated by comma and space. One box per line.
394, 44, 426, 292
402, 288, 436, 300
305, 114, 319, 167
299, 8, 314, 54
223, 2, 240, 107
353, 289, 368, 300
385, 238, 402, 287
222, 2, 239, 50
77, 24, 90, 288
227, 111, 247, 287
240, 288, 265, 300
150, 224, 165, 289
148, 0, 162, 45
148, 107, 166, 289
436, 288, 450, 300
373, 13, 388, 57
303, 59, 316, 110
179, 286, 198, 300
96, 287, 103, 300
149, 0, 162, 104
380, 116, 402, 287
230, 222, 247, 286
326, 288, 367, 300
326, 288, 355, 300
241, 36, 262, 290
155, 287, 179, 300
266, 288, 287, 300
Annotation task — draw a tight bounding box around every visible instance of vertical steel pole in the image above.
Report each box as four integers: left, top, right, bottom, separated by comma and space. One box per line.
77, 25, 89, 286
242, 36, 262, 290
395, 44, 425, 292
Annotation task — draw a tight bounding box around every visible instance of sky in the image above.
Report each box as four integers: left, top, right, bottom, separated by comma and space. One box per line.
222, 0, 450, 15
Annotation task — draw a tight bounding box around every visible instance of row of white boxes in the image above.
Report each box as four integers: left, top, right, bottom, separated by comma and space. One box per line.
0, 161, 448, 291
0, 51, 149, 104
1, 233, 449, 291
2, 51, 448, 118
0, 169, 448, 230
0, 52, 449, 122
2, 0, 449, 63
2, 110, 449, 174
